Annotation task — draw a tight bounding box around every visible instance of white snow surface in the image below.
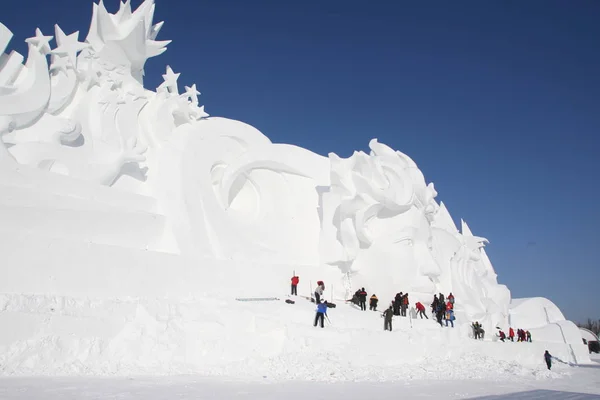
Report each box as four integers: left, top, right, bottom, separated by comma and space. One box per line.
0, 292, 590, 382
1, 362, 600, 400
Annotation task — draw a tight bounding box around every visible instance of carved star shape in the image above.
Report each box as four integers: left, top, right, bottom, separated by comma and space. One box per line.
49, 55, 72, 76
25, 28, 53, 55
182, 84, 201, 105
81, 64, 100, 91
159, 65, 180, 95
51, 25, 90, 68
190, 104, 209, 120
82, 50, 100, 61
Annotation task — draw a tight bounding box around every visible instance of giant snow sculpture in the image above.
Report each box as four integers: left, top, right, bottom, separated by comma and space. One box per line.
0, 0, 589, 371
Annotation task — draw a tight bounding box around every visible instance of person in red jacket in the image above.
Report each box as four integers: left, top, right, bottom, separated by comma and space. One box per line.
291, 275, 299, 296
446, 300, 453, 310
509, 327, 515, 342
415, 301, 428, 319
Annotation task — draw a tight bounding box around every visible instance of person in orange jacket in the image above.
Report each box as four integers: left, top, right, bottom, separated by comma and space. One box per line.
509, 327, 515, 342
291, 275, 299, 296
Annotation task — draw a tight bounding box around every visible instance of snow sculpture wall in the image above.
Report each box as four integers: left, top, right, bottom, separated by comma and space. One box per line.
0, 0, 587, 368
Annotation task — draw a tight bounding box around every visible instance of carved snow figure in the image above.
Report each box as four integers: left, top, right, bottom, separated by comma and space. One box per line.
0, 0, 590, 371
0, 0, 208, 186
319, 139, 441, 299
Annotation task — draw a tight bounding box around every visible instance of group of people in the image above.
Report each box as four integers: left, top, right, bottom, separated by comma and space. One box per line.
498, 327, 532, 342
393, 292, 411, 316
431, 292, 456, 327
346, 287, 458, 330
297, 276, 558, 371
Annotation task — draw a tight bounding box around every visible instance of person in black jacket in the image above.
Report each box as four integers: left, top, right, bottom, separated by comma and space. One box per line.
357, 288, 367, 311
431, 294, 439, 315
544, 350, 552, 370
435, 302, 446, 327
383, 306, 394, 331
393, 292, 403, 316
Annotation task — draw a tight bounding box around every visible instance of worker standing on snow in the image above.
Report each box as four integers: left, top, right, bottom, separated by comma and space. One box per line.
383, 305, 394, 331
544, 350, 552, 370
314, 300, 328, 328
369, 294, 379, 311
291, 275, 299, 296
509, 327, 515, 342
431, 294, 439, 315
435, 302, 446, 327
357, 287, 367, 311
445, 308, 455, 328
401, 293, 409, 317
394, 292, 403, 316
314, 281, 325, 304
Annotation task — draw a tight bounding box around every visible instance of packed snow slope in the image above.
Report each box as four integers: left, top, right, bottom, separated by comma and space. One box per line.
0, 0, 590, 377
0, 290, 584, 381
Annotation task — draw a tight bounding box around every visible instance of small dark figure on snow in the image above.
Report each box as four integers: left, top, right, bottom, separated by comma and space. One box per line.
527, 331, 532, 342
394, 292, 403, 316
369, 294, 379, 311
356, 288, 368, 311
544, 350, 552, 370
291, 275, 299, 296
415, 302, 428, 319
435, 302, 446, 327
314, 300, 328, 328
431, 294, 439, 315
383, 306, 394, 331
439, 293, 445, 305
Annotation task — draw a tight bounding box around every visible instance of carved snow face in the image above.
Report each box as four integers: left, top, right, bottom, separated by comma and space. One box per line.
350, 205, 441, 295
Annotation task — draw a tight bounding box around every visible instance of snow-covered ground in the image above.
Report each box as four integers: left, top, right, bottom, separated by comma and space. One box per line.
1, 363, 599, 400
0, 291, 587, 379
2, 291, 599, 398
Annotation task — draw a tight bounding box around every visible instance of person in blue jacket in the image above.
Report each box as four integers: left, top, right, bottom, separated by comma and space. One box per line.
544, 350, 553, 370
314, 300, 328, 328
445, 309, 455, 328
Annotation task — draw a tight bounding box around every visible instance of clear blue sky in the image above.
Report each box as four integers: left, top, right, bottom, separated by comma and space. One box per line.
2, 0, 598, 322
